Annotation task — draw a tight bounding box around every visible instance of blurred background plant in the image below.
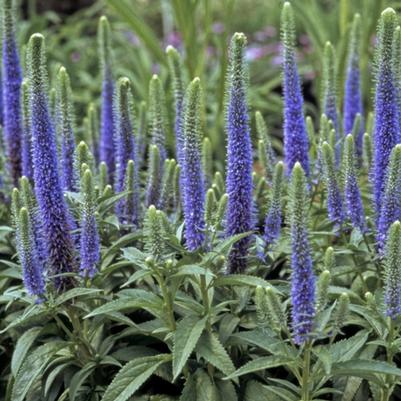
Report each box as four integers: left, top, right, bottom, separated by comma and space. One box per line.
14, 0, 397, 164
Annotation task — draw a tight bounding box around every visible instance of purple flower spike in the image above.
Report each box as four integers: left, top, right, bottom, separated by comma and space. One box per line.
182, 77, 205, 251
2, 0, 23, 185
225, 33, 254, 273
27, 34, 76, 291
281, 2, 310, 176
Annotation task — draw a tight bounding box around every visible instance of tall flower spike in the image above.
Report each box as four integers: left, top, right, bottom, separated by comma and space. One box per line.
122, 160, 139, 226
281, 2, 310, 175
343, 134, 366, 231
0, 69, 3, 126
21, 79, 33, 180
145, 144, 161, 207
376, 144, 401, 253
86, 103, 99, 165
225, 33, 254, 273
98, 16, 115, 180
114, 78, 136, 190
149, 74, 167, 162
322, 42, 339, 161
160, 158, 177, 211
166, 45, 185, 168
344, 14, 364, 158
79, 169, 100, 278
288, 162, 315, 344
182, 77, 205, 251
17, 207, 45, 297
321, 142, 344, 227
56, 66, 76, 191
27, 34, 76, 290
373, 8, 399, 213
384, 220, 401, 319
264, 161, 284, 248
255, 111, 276, 181
2, 0, 23, 185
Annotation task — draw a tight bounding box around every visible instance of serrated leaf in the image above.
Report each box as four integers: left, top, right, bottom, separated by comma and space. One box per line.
214, 275, 273, 288
173, 315, 207, 380
224, 355, 294, 380
12, 342, 65, 401
196, 332, 235, 376
101, 354, 170, 401
330, 331, 369, 363
11, 327, 42, 376
55, 288, 102, 305
216, 380, 238, 401
180, 369, 220, 401
244, 380, 289, 401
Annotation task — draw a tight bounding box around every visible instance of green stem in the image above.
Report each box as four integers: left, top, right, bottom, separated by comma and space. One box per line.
157, 274, 176, 330
200, 274, 211, 330
301, 340, 312, 401
382, 319, 395, 401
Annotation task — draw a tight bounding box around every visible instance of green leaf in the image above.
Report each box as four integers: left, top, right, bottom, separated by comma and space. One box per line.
101, 354, 170, 401
196, 332, 235, 377
69, 362, 97, 401
173, 315, 207, 381
244, 380, 284, 401
12, 342, 65, 401
180, 369, 220, 401
172, 264, 216, 278
55, 288, 102, 305
225, 355, 294, 380
11, 326, 42, 376
214, 275, 273, 288
330, 331, 369, 363
331, 359, 401, 381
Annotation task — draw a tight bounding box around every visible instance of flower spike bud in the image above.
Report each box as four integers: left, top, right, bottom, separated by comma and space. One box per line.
160, 158, 177, 211
264, 161, 284, 248
86, 103, 99, 165
145, 144, 161, 208
173, 163, 181, 212
281, 2, 310, 175
344, 14, 364, 157
321, 142, 344, 227
363, 132, 372, 170
149, 74, 167, 162
182, 77, 205, 251
202, 137, 213, 189
322, 42, 339, 162
17, 207, 45, 297
205, 188, 217, 229
376, 144, 401, 253
121, 160, 139, 225
384, 221, 401, 319
144, 205, 166, 261
56, 66, 76, 191
21, 79, 33, 179
166, 45, 185, 167
288, 162, 315, 344
99, 161, 108, 194
11, 187, 21, 227
74, 141, 93, 183
79, 169, 100, 278
333, 293, 350, 332
137, 100, 147, 167
373, 8, 399, 213
98, 16, 115, 179
214, 193, 228, 230
213, 171, 225, 197
343, 134, 366, 231
27, 33, 76, 290
316, 270, 331, 312
225, 32, 254, 273
323, 247, 335, 271
2, 0, 23, 185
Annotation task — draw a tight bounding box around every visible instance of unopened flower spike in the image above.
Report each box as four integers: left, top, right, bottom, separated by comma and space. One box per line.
264, 161, 284, 248
137, 100, 147, 167
21, 79, 33, 180
373, 8, 399, 213
145, 144, 161, 208
27, 33, 76, 290
376, 144, 401, 253
166, 45, 185, 168
160, 158, 177, 211
343, 134, 366, 231
288, 162, 315, 344
74, 141, 93, 183
56, 66, 76, 191
182, 77, 205, 251
122, 160, 139, 226
17, 207, 45, 297
225, 32, 254, 273
344, 14, 364, 158
384, 220, 401, 319
321, 141, 344, 227
98, 16, 115, 180
149, 74, 167, 162
79, 169, 100, 278
2, 0, 23, 185
322, 42, 340, 162
144, 205, 166, 261
86, 103, 99, 165
202, 137, 213, 189
281, 2, 310, 176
